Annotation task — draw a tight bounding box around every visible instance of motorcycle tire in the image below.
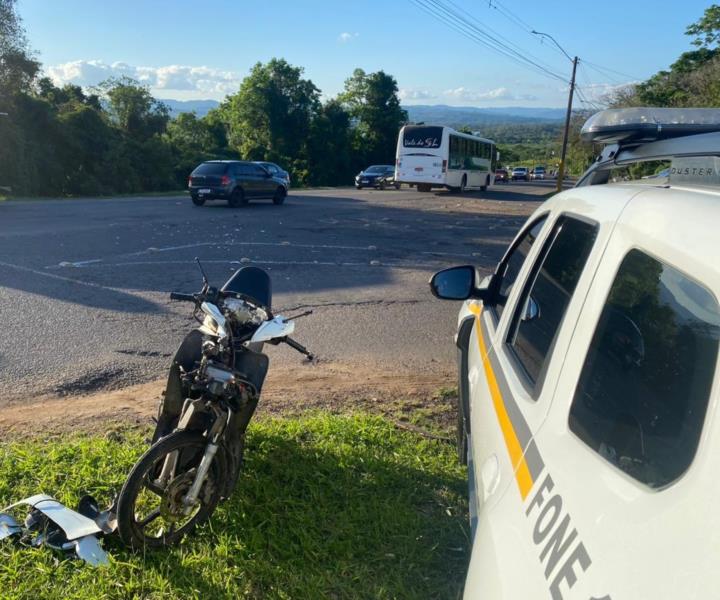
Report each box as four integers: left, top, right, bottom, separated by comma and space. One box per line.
116, 430, 223, 550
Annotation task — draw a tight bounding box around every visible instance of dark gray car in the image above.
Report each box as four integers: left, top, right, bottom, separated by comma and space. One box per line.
253, 161, 290, 189
188, 160, 288, 207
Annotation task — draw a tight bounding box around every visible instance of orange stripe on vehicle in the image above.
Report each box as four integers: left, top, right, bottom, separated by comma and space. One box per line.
469, 303, 534, 500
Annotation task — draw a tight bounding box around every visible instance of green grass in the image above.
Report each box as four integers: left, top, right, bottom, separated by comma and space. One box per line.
0, 413, 469, 599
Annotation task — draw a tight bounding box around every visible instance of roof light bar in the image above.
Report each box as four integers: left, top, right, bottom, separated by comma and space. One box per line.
581, 108, 720, 144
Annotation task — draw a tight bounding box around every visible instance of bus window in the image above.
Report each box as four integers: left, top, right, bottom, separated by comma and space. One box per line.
449, 136, 461, 170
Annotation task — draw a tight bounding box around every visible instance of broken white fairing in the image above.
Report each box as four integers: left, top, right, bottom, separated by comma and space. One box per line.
1, 494, 110, 566
249, 316, 295, 343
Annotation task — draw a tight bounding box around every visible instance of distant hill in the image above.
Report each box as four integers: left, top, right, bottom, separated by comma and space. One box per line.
161, 99, 221, 117
403, 105, 565, 127
159, 99, 565, 130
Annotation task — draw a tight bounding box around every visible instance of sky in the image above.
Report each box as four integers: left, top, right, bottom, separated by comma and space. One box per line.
16, 0, 713, 108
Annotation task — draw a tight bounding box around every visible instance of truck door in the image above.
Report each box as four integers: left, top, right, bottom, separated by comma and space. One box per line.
530, 192, 720, 599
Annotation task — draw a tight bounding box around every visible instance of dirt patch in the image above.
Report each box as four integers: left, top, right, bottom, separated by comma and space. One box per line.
0, 361, 456, 439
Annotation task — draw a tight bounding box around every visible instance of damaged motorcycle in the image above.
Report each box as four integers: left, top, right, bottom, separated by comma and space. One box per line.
116, 262, 314, 549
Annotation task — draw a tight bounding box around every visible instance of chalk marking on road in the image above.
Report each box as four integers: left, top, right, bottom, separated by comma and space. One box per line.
58, 259, 104, 268
46, 240, 377, 269
0, 260, 132, 294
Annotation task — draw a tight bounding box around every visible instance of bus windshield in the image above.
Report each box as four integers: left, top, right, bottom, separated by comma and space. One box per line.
402, 126, 443, 150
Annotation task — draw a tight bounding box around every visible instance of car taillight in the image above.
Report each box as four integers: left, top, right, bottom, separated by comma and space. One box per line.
187, 176, 192, 187
442, 159, 447, 173
220, 175, 230, 186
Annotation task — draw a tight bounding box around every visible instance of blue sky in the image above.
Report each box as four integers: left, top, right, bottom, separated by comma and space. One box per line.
18, 0, 712, 107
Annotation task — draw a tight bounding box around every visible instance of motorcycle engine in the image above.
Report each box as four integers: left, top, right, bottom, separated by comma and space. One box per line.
223, 297, 261, 325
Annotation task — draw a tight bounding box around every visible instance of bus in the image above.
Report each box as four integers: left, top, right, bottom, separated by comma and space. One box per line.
395, 125, 498, 193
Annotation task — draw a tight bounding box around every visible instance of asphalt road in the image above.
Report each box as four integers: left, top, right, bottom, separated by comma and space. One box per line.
0, 182, 554, 404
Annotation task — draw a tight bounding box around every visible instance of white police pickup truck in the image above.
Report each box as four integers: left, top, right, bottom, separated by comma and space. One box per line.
430, 108, 720, 600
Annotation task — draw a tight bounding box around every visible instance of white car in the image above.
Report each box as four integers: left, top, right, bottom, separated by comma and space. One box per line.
430, 107, 720, 599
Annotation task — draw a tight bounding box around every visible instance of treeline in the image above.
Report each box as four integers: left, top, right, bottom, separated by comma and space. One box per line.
0, 0, 406, 196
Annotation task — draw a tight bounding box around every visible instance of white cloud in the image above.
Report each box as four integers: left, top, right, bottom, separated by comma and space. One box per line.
442, 86, 539, 102
337, 32, 359, 43
46, 60, 242, 98
398, 88, 435, 101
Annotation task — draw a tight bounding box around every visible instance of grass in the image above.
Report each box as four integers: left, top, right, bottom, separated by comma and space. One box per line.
0, 413, 469, 599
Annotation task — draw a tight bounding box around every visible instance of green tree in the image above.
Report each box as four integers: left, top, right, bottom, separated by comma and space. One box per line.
340, 68, 407, 166
307, 99, 353, 185
56, 103, 115, 195
686, 4, 720, 48
166, 112, 233, 186
220, 58, 320, 182
608, 5, 720, 108
0, 0, 39, 99
94, 77, 169, 140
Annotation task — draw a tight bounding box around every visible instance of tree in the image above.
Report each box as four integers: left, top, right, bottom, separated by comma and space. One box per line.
307, 99, 353, 185
0, 0, 39, 99
220, 58, 320, 181
340, 68, 407, 166
686, 4, 720, 48
94, 77, 169, 140
166, 112, 233, 186
36, 77, 102, 110
606, 6, 720, 109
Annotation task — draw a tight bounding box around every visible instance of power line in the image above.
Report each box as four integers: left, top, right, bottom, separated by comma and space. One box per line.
575, 86, 603, 111
430, 0, 562, 79
422, 0, 566, 81
488, 0, 534, 34
575, 64, 606, 110
443, 0, 568, 76
410, 0, 568, 84
581, 59, 641, 84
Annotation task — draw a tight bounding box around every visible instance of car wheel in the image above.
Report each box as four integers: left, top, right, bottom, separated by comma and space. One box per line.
272, 186, 286, 205
191, 195, 205, 206
394, 182, 401, 190
379, 181, 385, 191
228, 188, 246, 208
356, 185, 363, 190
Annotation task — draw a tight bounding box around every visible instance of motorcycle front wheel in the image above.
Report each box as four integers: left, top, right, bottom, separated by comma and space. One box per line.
117, 430, 223, 549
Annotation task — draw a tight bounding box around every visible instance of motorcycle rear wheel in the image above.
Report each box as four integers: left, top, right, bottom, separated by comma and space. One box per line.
117, 430, 223, 549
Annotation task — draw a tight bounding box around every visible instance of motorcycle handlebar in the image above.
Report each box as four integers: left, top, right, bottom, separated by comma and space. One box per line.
170, 292, 197, 303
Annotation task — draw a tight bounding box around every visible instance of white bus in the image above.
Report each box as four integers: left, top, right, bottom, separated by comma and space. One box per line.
395, 125, 498, 193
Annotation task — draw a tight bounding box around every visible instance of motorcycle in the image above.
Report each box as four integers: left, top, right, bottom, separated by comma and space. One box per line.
115, 261, 314, 549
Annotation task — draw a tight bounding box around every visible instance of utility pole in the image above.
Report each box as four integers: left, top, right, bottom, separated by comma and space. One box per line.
531, 30, 578, 193
557, 57, 578, 192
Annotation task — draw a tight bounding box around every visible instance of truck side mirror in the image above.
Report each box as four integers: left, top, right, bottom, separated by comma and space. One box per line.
429, 266, 491, 301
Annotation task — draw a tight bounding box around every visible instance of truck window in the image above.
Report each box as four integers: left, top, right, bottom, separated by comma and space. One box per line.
507, 216, 598, 388
493, 215, 548, 321
569, 250, 720, 489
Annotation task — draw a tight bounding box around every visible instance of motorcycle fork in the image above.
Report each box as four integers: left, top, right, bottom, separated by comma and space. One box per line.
182, 405, 231, 512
